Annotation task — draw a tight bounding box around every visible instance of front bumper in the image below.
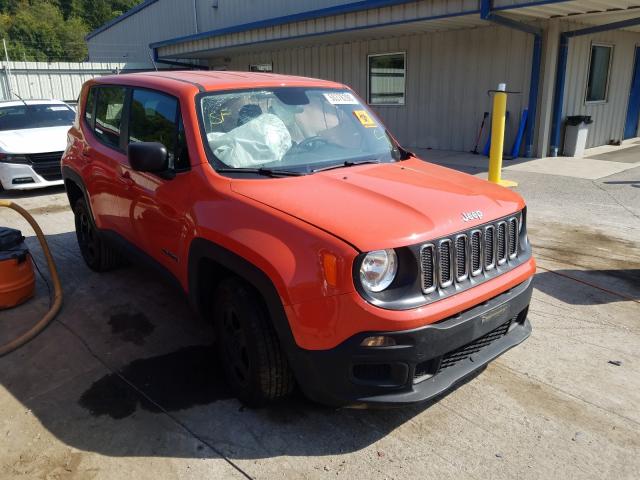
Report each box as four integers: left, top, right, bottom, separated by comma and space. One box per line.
292, 278, 533, 407
0, 162, 63, 190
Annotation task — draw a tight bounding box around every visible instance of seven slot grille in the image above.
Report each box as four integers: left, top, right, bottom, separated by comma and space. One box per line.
420, 214, 521, 294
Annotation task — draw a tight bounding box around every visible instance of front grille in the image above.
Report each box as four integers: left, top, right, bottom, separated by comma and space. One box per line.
508, 218, 518, 258
421, 244, 436, 293
419, 213, 522, 295
484, 225, 495, 270
26, 152, 63, 182
470, 230, 481, 275
32, 164, 62, 181
437, 318, 514, 373
497, 221, 507, 265
455, 235, 467, 281
27, 151, 63, 164
439, 240, 452, 287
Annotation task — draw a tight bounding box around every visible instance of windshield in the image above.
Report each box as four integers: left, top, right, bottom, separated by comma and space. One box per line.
0, 104, 75, 131
198, 88, 402, 174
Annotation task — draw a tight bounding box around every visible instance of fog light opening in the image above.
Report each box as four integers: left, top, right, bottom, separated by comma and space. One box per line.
360, 336, 396, 347
12, 177, 35, 185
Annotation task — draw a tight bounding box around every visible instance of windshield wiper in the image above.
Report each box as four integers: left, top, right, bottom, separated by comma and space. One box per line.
216, 167, 305, 177
311, 159, 382, 173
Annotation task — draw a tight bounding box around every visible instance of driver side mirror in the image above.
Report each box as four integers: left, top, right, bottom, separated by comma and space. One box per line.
128, 142, 170, 175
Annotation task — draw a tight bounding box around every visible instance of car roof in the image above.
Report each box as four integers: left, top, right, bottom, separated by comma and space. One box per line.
92, 70, 347, 94
0, 99, 69, 107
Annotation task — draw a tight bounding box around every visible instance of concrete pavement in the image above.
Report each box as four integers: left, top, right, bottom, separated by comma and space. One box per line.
0, 153, 639, 479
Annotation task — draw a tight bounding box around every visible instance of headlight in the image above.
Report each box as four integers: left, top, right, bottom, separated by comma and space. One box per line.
0, 153, 29, 164
359, 249, 397, 292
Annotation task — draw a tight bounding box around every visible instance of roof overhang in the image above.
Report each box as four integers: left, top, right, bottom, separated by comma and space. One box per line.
153, 0, 640, 61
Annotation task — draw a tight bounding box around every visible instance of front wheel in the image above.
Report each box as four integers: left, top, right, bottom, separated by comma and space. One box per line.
213, 277, 294, 406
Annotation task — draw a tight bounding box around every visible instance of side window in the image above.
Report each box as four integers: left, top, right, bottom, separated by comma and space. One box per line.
129, 89, 190, 171
94, 86, 126, 149
84, 88, 95, 128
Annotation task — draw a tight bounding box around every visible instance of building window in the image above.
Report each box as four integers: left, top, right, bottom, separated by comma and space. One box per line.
586, 44, 613, 103
368, 52, 405, 105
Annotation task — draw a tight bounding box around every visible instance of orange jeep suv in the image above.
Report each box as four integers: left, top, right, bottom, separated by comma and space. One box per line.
62, 71, 535, 407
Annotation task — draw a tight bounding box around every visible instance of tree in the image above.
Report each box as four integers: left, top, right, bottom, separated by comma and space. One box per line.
0, 0, 142, 61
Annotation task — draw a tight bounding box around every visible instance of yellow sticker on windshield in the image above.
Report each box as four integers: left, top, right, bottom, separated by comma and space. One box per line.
353, 110, 377, 128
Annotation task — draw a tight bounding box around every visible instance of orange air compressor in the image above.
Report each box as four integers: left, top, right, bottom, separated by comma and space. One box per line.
0, 227, 36, 310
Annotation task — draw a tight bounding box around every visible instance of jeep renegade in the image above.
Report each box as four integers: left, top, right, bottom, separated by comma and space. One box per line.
62, 71, 535, 407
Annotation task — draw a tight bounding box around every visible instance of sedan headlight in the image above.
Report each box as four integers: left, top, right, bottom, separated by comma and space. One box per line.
0, 153, 29, 164
359, 249, 397, 292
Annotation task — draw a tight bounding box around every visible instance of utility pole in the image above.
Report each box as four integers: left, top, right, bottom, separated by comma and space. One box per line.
3, 38, 12, 99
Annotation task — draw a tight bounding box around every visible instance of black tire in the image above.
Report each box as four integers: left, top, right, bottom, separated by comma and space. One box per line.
73, 197, 121, 272
213, 277, 294, 406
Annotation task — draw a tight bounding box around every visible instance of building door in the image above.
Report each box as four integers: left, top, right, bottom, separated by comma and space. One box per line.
624, 47, 640, 140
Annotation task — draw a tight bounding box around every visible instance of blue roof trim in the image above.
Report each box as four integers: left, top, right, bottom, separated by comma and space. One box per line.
86, 0, 160, 40
150, 0, 433, 49
154, 9, 481, 59
493, 0, 570, 11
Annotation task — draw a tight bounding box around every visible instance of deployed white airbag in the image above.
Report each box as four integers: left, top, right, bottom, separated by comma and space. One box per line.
207, 113, 292, 168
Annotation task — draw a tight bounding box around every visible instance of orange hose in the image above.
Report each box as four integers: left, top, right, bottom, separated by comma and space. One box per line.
0, 200, 63, 356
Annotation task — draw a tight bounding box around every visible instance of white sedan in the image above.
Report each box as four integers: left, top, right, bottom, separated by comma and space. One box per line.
0, 99, 75, 191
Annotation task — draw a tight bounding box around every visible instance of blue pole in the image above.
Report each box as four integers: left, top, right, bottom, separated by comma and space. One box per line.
524, 34, 541, 157
550, 33, 568, 157
481, 0, 542, 158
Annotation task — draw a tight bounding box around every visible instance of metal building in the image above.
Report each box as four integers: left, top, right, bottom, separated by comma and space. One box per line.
86, 0, 640, 157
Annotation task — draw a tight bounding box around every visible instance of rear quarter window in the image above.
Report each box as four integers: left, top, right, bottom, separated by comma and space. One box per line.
94, 86, 126, 149
84, 88, 96, 128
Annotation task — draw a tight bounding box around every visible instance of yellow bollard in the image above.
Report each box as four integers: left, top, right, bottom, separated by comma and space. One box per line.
488, 83, 518, 187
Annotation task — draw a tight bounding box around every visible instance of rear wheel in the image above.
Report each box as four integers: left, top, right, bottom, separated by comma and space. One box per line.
213, 277, 294, 406
74, 198, 121, 271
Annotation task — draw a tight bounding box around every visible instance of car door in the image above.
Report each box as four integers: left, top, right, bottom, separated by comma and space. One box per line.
83, 85, 136, 240
126, 88, 193, 280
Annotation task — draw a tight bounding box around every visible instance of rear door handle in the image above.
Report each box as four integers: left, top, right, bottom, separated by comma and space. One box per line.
120, 170, 135, 187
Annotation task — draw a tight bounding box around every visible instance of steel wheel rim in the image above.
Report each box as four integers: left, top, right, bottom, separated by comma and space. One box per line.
76, 210, 97, 264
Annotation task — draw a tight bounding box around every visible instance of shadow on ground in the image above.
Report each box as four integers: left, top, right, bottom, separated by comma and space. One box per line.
533, 269, 640, 305
0, 231, 478, 460
603, 180, 640, 188
0, 185, 66, 200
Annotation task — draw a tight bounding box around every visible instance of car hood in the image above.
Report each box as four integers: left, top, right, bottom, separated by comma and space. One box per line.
0, 126, 70, 153
231, 157, 525, 252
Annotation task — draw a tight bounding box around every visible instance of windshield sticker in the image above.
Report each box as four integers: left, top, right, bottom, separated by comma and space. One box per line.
48, 106, 69, 111
323, 92, 358, 105
210, 108, 232, 125
353, 110, 377, 128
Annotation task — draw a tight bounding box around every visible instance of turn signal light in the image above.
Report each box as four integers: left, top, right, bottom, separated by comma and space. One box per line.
322, 252, 338, 288
360, 336, 396, 347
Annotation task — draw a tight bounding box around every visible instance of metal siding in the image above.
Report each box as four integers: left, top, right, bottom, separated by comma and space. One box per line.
562, 21, 640, 147
87, 1, 194, 62
222, 25, 532, 152
0, 62, 145, 102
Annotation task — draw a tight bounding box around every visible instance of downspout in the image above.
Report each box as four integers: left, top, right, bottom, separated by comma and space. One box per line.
550, 17, 640, 156
549, 33, 568, 157
481, 0, 542, 158
193, 0, 199, 34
